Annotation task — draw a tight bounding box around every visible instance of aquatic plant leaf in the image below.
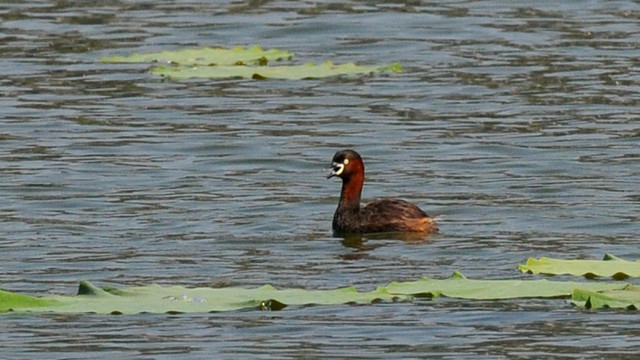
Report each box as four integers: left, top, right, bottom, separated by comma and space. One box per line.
383, 271, 625, 299
0, 273, 628, 314
571, 285, 640, 309
102, 45, 292, 66
101, 46, 401, 80
0, 281, 405, 314
519, 254, 640, 279
0, 288, 60, 310
150, 62, 402, 80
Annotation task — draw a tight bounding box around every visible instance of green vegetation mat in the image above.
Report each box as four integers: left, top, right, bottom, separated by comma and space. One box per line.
102, 45, 292, 66
150, 61, 401, 80
519, 254, 640, 279
1, 270, 632, 314
571, 285, 640, 309
102, 46, 401, 80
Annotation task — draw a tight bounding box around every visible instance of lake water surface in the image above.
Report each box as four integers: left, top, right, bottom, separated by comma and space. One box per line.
1, 1, 640, 358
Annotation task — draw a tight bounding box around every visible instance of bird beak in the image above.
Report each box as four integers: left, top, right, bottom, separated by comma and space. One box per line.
327, 162, 344, 179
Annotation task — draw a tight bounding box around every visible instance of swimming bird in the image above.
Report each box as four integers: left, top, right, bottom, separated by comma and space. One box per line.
327, 149, 437, 235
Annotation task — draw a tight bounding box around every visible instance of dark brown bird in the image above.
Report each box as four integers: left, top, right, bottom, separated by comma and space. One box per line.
327, 149, 437, 235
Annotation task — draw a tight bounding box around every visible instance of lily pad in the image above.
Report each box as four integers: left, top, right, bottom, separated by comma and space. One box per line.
150, 62, 402, 80
519, 254, 640, 279
571, 285, 640, 310
384, 271, 625, 299
0, 273, 628, 314
102, 46, 401, 80
102, 45, 292, 66
0, 281, 404, 314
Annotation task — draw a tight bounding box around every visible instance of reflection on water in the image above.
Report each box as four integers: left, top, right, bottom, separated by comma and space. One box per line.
1, 0, 640, 358
340, 231, 435, 248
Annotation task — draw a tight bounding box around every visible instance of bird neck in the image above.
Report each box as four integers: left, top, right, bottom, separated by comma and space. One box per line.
338, 173, 364, 212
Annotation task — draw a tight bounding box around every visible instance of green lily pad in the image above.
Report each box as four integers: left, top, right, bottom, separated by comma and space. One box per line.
1, 281, 404, 314
150, 62, 402, 80
519, 254, 640, 279
0, 287, 60, 310
571, 285, 640, 310
0, 273, 628, 314
102, 45, 292, 66
102, 46, 401, 80
384, 271, 625, 299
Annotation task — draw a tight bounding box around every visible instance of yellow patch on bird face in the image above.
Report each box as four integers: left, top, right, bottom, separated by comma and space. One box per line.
334, 163, 345, 175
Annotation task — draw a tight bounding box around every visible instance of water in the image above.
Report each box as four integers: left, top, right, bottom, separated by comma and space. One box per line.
1, 0, 640, 358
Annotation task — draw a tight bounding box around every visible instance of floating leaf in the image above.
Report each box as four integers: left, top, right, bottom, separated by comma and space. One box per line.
0, 273, 628, 314
384, 271, 625, 299
150, 61, 402, 80
0, 287, 60, 310
102, 46, 401, 80
102, 45, 292, 66
519, 254, 640, 279
0, 281, 404, 314
571, 285, 640, 310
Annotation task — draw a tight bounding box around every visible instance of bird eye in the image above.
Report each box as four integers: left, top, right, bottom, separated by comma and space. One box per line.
343, 159, 349, 165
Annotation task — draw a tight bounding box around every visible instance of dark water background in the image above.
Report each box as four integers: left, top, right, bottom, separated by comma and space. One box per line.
1, 0, 640, 358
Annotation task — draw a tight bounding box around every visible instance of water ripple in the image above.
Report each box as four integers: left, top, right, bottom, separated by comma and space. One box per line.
1, 1, 640, 358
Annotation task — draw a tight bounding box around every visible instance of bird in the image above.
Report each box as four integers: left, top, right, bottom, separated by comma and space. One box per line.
327, 149, 437, 235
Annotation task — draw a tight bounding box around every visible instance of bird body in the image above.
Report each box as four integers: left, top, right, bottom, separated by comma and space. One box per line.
328, 149, 437, 235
